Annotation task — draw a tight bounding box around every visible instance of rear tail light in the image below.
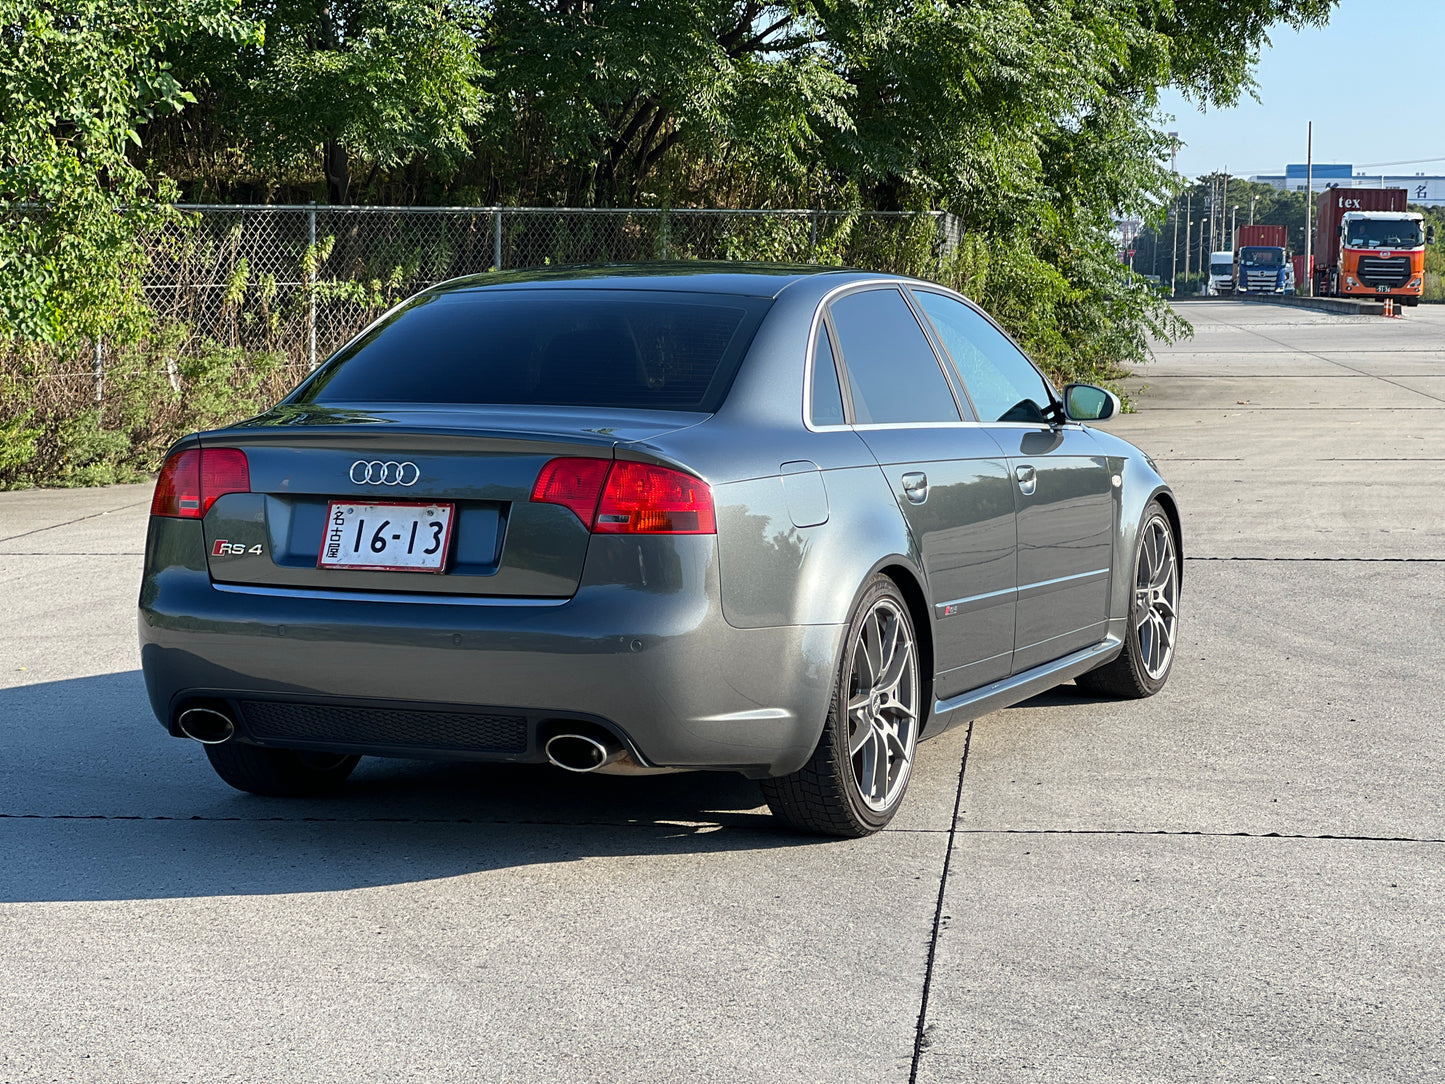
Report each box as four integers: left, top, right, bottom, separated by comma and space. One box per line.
595, 461, 716, 534
530, 457, 715, 535
151, 447, 251, 518
529, 457, 613, 526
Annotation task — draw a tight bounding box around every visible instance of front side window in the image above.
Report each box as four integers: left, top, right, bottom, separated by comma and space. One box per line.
911, 290, 1054, 425
827, 288, 960, 425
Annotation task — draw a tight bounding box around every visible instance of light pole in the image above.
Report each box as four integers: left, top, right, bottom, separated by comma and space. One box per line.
1184, 191, 1192, 291
1198, 218, 1207, 290
1250, 195, 1258, 225
1170, 208, 1180, 296
1231, 205, 1239, 250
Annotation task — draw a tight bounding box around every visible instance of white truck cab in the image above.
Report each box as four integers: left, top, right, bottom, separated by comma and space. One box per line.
1207, 251, 1235, 295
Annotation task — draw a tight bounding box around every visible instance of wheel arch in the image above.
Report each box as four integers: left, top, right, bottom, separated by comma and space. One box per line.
869, 560, 936, 736
1148, 486, 1184, 588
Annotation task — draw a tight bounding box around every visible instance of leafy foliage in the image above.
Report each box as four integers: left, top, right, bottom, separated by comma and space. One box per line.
152, 0, 487, 203
0, 0, 257, 343
1, 0, 1345, 486
0, 329, 282, 487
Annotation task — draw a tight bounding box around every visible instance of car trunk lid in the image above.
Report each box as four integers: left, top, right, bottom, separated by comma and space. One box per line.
197, 406, 706, 598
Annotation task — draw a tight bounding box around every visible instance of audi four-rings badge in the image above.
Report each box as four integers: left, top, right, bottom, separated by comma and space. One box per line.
349, 460, 420, 485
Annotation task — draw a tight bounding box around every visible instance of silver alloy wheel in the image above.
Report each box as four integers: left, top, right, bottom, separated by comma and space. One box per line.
1135, 513, 1179, 680
845, 597, 920, 812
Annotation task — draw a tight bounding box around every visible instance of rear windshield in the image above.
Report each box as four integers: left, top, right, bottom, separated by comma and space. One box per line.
293, 289, 771, 412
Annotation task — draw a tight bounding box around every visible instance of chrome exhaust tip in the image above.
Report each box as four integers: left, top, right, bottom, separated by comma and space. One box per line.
544, 733, 623, 773
177, 707, 235, 745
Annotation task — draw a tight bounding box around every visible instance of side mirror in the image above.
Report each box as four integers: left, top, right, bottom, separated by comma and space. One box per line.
1062, 383, 1119, 422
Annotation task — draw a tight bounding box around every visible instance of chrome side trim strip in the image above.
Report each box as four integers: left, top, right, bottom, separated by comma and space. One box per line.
1015, 567, 1111, 602
211, 582, 571, 607
934, 567, 1110, 618
934, 584, 1015, 618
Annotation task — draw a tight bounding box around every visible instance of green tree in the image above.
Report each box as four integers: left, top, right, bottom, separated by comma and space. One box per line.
151, 0, 487, 203
0, 0, 256, 343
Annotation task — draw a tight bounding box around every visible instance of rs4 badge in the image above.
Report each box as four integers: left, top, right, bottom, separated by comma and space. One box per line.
212, 540, 263, 556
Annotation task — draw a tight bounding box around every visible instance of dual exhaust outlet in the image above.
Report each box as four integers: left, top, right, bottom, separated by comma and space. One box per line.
179, 707, 652, 776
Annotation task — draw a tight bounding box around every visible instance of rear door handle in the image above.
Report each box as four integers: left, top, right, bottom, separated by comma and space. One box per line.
901, 471, 928, 504
1015, 464, 1037, 496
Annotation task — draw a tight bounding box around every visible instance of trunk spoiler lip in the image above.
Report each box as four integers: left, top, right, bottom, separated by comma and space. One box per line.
206, 403, 713, 448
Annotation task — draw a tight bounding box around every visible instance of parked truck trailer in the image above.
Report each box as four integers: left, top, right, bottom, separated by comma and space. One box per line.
1313, 188, 1429, 305
1233, 225, 1291, 295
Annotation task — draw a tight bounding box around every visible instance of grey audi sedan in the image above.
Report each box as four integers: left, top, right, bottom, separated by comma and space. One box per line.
139, 264, 1180, 837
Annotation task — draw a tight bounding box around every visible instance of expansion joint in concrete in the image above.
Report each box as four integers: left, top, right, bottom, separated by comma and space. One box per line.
909, 720, 973, 1084
1186, 556, 1445, 563
954, 828, 1445, 845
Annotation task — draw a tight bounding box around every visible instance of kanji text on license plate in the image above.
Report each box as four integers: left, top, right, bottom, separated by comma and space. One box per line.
319, 502, 455, 572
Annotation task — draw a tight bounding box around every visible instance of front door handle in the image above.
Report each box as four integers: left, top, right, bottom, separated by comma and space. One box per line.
901, 471, 928, 504
1015, 464, 1037, 496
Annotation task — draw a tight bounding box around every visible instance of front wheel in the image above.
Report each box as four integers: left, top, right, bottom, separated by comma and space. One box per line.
1077, 501, 1180, 699
204, 742, 360, 797
762, 575, 921, 837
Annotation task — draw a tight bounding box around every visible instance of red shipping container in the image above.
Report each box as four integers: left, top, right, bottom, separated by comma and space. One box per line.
1236, 224, 1288, 250
1292, 254, 1312, 292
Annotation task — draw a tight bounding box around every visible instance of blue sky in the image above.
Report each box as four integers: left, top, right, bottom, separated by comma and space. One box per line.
1157, 0, 1445, 181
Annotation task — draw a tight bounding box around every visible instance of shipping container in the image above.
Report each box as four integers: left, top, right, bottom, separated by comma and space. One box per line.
1291, 254, 1312, 293
1235, 224, 1287, 250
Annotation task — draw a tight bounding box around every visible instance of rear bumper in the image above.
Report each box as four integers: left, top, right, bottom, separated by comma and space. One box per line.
138, 525, 841, 778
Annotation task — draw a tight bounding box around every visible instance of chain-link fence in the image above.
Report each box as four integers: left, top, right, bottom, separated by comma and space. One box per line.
140, 205, 961, 377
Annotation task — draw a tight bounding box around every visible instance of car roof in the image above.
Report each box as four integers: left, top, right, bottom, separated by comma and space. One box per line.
421, 262, 888, 300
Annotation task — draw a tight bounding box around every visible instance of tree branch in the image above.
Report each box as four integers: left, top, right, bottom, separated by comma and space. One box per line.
729, 13, 800, 58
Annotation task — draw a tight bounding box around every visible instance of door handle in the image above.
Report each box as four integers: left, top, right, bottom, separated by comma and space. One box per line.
901, 471, 928, 504
1015, 464, 1037, 496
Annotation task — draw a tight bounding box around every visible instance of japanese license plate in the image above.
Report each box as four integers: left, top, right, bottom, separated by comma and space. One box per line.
318, 501, 455, 572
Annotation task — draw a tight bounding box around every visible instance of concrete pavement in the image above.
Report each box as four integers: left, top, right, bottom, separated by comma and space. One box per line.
1, 300, 1442, 1081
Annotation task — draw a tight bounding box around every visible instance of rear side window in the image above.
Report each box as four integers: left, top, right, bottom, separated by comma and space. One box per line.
828, 288, 960, 425
810, 327, 847, 426
296, 290, 770, 412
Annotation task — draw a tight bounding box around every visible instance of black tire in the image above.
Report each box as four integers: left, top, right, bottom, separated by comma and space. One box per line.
1077, 500, 1179, 699
204, 742, 360, 797
761, 575, 921, 837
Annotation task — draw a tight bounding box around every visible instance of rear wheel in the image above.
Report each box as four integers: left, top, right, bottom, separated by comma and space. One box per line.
762, 575, 921, 837
1078, 501, 1179, 699
204, 742, 360, 797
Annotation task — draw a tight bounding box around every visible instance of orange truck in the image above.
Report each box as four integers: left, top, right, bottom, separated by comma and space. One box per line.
1313, 188, 1431, 305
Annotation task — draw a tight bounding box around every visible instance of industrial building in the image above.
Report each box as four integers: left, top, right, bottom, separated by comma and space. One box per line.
1251, 164, 1445, 205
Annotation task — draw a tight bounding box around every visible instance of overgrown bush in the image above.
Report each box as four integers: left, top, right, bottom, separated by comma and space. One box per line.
0, 329, 289, 489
